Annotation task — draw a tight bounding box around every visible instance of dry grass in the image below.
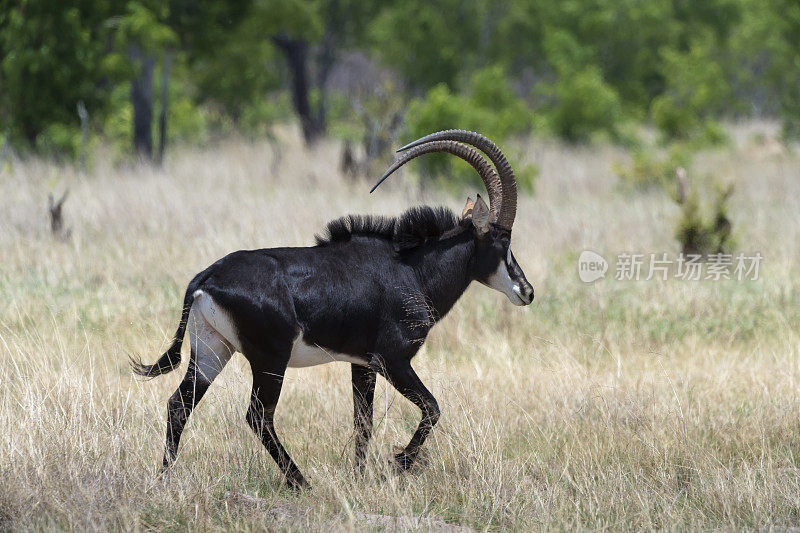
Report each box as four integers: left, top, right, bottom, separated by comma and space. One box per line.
2, 123, 800, 530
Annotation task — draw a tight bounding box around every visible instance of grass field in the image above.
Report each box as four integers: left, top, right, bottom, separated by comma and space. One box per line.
2, 123, 800, 530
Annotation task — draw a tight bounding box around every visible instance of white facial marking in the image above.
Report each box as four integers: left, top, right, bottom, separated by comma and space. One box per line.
287, 335, 366, 368
188, 290, 239, 383
483, 249, 525, 306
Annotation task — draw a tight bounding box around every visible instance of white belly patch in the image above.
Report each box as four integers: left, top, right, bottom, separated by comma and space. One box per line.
192, 290, 364, 369
287, 337, 366, 368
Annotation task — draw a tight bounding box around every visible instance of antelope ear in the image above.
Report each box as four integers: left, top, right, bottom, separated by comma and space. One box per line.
461, 197, 475, 220
471, 195, 490, 235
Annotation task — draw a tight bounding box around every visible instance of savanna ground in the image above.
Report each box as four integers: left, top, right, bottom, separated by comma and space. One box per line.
2, 123, 800, 530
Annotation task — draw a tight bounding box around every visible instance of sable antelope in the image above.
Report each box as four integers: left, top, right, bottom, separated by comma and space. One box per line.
132, 130, 534, 489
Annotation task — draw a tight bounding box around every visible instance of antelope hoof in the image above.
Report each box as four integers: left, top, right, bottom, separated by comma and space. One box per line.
391, 450, 416, 471
157, 461, 174, 479
286, 473, 311, 491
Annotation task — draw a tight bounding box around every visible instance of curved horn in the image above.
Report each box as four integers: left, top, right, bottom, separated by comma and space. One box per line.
371, 140, 503, 220
398, 130, 517, 229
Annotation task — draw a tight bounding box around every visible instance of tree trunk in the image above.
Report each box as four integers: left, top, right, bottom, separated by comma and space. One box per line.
130, 44, 155, 159
157, 50, 172, 166
22, 124, 38, 147
0, 128, 10, 166
311, 0, 340, 140
76, 101, 88, 171
314, 27, 336, 135
272, 34, 324, 145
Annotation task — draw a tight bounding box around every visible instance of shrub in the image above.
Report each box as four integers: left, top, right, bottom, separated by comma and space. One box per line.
651, 39, 731, 145
674, 169, 735, 255
541, 65, 625, 143
37, 123, 84, 161
405, 66, 538, 193
651, 95, 697, 141
615, 145, 693, 190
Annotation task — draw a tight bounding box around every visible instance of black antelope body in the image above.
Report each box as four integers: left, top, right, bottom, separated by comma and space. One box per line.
132, 130, 534, 489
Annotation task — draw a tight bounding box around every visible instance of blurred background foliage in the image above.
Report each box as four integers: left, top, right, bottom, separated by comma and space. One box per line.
1, 0, 799, 185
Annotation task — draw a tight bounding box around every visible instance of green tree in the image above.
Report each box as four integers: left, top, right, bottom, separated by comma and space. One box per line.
405, 65, 537, 191
651, 35, 730, 141
170, 0, 268, 125
115, 1, 177, 159
245, 0, 388, 144
0, 0, 126, 150
369, 0, 484, 91
487, 0, 743, 141
535, 27, 623, 142
732, 0, 800, 138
